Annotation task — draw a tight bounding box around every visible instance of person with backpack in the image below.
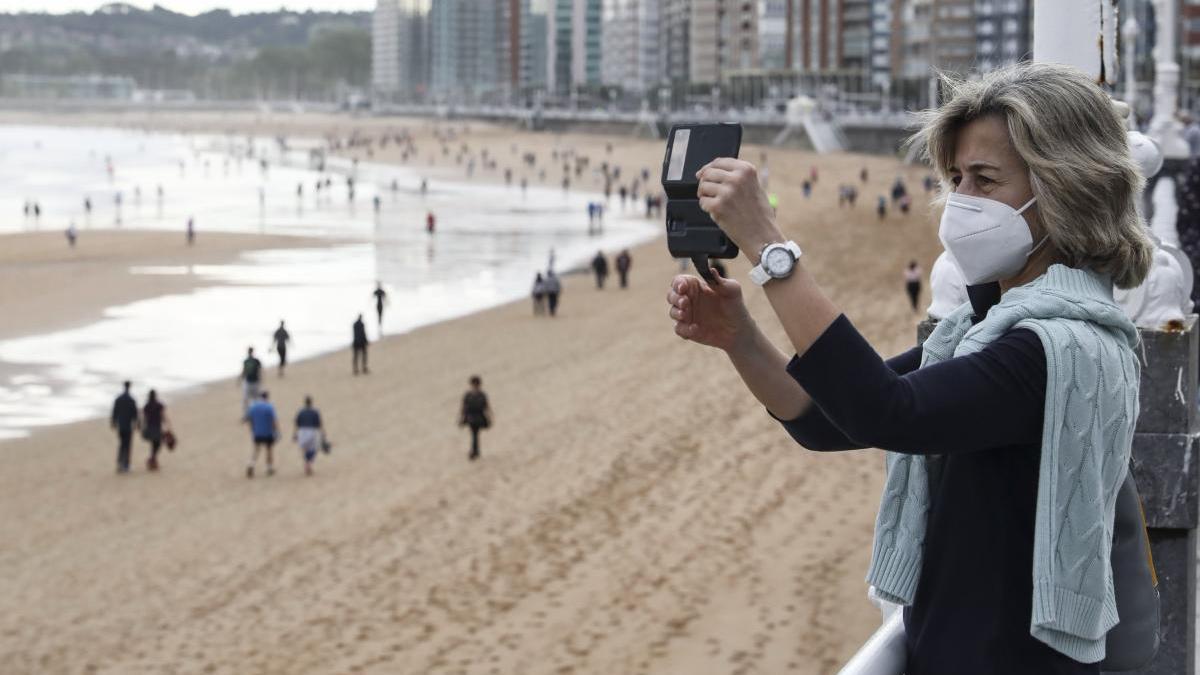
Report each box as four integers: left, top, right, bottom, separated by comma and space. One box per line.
459, 375, 492, 461
238, 347, 263, 414
110, 381, 139, 474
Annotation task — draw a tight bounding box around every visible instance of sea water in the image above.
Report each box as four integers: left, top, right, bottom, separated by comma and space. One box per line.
0, 124, 658, 439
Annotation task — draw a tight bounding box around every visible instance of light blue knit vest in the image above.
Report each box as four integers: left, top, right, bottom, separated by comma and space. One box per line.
866, 264, 1141, 663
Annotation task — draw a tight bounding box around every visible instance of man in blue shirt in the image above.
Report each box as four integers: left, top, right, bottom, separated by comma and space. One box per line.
244, 390, 279, 479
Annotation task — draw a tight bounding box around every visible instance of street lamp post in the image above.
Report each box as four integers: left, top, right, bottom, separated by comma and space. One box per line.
1150, 0, 1190, 159
1125, 16, 1140, 129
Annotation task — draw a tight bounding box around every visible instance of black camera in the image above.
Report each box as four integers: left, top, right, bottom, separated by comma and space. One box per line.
661, 123, 743, 280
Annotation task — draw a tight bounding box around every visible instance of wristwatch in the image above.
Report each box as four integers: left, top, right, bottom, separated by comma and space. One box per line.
749, 241, 803, 286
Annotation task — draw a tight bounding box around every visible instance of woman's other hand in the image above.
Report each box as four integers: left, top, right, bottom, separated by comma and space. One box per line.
667, 273, 755, 352
696, 158, 783, 260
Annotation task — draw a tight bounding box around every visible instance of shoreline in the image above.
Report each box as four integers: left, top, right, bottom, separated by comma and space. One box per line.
0, 229, 335, 342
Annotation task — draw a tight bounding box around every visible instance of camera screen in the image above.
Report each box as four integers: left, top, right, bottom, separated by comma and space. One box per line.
666, 128, 691, 181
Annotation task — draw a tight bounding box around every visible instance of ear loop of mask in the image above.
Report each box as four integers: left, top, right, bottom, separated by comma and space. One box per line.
1020, 198, 1048, 256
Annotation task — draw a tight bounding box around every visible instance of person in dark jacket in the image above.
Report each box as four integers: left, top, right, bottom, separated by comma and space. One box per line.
532, 272, 546, 315
591, 251, 609, 289
459, 375, 492, 461
904, 260, 923, 312
543, 271, 562, 317
293, 395, 326, 476
141, 389, 171, 471
272, 321, 291, 377
110, 381, 139, 473
352, 314, 369, 375
615, 249, 632, 288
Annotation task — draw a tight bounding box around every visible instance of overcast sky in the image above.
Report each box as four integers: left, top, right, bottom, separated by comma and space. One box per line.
3, 1, 374, 14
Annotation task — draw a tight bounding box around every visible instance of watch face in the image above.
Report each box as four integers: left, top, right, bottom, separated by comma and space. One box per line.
765, 247, 793, 277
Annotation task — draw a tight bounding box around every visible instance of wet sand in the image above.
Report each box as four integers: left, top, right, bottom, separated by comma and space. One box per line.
0, 112, 943, 674
0, 230, 328, 340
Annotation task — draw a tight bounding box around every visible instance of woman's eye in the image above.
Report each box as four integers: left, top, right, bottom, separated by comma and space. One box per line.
950, 176, 962, 186
978, 176, 994, 185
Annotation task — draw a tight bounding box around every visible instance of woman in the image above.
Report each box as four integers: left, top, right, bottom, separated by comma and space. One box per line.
666, 63, 1149, 673
543, 271, 562, 317
142, 390, 171, 472
904, 260, 922, 312
532, 273, 546, 315
459, 376, 493, 462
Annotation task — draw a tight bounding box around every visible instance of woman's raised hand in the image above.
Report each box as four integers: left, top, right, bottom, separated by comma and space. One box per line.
667, 273, 755, 352
696, 158, 782, 258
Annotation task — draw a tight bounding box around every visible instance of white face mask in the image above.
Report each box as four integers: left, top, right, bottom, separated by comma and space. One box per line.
938, 192, 1044, 285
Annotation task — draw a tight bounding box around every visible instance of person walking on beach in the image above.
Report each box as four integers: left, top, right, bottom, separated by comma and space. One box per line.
142, 389, 171, 472
532, 272, 546, 315
459, 376, 492, 461
591, 250, 609, 289
186, 217, 195, 246
111, 381, 139, 474
426, 211, 436, 234
544, 270, 562, 317
352, 314, 369, 375
293, 395, 326, 477
239, 347, 263, 414
616, 249, 632, 288
904, 260, 923, 313
272, 321, 291, 377
373, 282, 388, 333
244, 391, 279, 478
66, 222, 77, 248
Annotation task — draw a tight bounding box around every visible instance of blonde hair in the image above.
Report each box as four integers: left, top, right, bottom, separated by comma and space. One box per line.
910, 62, 1153, 289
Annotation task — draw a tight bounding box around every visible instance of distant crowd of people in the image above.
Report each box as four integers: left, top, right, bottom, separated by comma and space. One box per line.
92, 122, 938, 479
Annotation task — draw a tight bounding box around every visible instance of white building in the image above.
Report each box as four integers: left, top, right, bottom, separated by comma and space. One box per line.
601, 0, 662, 93
758, 0, 788, 71
372, 0, 401, 97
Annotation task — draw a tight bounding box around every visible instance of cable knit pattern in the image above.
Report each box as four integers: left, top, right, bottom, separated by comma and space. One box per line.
865, 265, 1140, 664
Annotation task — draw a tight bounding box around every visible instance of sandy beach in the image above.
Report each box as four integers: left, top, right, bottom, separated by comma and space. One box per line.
0, 111, 943, 674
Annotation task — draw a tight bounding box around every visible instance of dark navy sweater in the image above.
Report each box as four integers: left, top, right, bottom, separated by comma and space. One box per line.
772, 313, 1098, 675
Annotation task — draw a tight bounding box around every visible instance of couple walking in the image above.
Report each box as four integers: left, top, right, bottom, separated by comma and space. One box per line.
111, 381, 174, 473
244, 392, 330, 478
531, 271, 562, 316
